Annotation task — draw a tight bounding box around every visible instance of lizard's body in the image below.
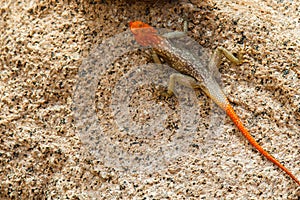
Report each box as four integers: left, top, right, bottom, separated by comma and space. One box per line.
129, 21, 300, 186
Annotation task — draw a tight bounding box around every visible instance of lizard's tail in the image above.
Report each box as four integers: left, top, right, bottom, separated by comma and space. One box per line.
225, 103, 300, 186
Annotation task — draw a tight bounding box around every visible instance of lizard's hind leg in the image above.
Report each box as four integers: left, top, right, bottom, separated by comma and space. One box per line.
208, 47, 243, 79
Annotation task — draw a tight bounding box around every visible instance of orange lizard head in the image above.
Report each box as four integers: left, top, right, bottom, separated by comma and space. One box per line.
129, 21, 162, 47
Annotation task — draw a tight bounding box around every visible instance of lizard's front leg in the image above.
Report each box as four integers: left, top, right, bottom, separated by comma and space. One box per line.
161, 73, 207, 98
151, 51, 204, 98
162, 20, 188, 39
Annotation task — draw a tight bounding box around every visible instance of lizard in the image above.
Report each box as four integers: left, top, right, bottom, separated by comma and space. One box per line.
129, 20, 300, 186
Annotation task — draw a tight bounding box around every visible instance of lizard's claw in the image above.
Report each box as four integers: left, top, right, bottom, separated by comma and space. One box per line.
155, 85, 174, 99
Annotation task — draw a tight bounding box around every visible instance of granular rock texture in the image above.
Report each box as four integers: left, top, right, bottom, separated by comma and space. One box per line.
0, 0, 299, 199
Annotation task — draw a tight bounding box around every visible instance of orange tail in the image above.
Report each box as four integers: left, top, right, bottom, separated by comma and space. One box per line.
225, 103, 300, 185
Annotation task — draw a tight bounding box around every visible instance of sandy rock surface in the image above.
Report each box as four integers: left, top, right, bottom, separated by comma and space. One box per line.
0, 0, 299, 199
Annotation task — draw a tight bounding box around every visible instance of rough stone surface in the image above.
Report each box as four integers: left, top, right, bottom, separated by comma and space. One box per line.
0, 0, 299, 199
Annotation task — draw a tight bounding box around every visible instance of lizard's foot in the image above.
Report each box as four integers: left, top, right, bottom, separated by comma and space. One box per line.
216, 46, 243, 65
155, 85, 174, 99
162, 20, 188, 39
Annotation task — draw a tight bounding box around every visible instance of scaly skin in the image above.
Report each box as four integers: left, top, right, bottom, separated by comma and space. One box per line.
129, 21, 300, 186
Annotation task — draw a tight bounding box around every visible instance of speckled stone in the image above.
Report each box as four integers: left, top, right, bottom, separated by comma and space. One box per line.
0, 0, 299, 199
